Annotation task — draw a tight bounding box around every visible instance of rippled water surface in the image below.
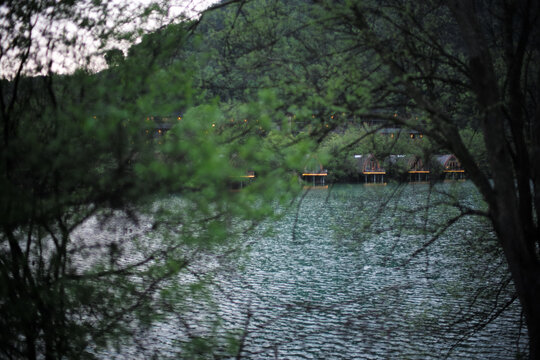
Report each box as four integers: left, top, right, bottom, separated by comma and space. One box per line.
213, 182, 526, 359
98, 182, 526, 359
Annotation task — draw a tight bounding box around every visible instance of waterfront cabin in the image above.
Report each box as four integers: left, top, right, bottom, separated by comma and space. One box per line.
357, 154, 464, 182
384, 155, 430, 182
230, 170, 255, 190
407, 156, 430, 181
301, 156, 328, 186
228, 153, 256, 189
436, 154, 465, 179
355, 154, 386, 183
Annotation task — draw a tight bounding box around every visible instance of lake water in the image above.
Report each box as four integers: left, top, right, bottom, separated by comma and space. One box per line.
209, 182, 526, 359
100, 182, 527, 359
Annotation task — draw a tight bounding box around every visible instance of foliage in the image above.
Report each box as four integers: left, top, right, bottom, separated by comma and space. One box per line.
192, 0, 540, 357
459, 126, 489, 175
2, 0, 539, 357
309, 0, 540, 357
0, 1, 308, 359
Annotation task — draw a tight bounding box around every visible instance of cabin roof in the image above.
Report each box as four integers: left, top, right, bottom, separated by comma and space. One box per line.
355, 154, 385, 173
436, 154, 454, 167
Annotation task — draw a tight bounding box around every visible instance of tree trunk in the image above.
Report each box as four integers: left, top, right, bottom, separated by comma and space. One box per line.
25, 330, 37, 360
520, 273, 540, 359
448, 2, 540, 356
493, 199, 540, 358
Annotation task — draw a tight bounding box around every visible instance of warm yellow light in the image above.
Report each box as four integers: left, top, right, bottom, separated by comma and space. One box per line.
212, 123, 216, 127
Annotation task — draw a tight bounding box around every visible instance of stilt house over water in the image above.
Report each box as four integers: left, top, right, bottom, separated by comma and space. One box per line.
355, 154, 386, 183
385, 155, 430, 182
436, 154, 465, 180
408, 155, 431, 181
355, 154, 465, 182
302, 155, 328, 186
